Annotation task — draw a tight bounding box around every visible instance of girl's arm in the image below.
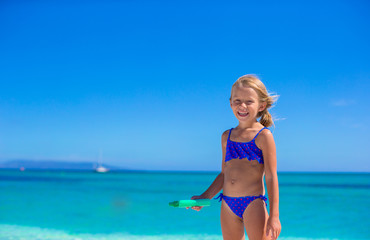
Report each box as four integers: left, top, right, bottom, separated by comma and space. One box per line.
189, 130, 228, 210
196, 172, 223, 199
258, 130, 281, 239
197, 130, 228, 199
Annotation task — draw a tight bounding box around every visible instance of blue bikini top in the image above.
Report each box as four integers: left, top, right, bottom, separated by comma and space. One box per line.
225, 127, 268, 164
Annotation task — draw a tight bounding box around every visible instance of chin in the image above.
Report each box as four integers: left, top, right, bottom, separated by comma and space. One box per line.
235, 116, 249, 122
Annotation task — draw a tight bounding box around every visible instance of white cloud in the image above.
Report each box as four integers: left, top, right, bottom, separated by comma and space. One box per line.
330, 99, 356, 107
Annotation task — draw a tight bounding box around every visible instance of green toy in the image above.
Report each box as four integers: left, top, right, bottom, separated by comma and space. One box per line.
169, 199, 211, 208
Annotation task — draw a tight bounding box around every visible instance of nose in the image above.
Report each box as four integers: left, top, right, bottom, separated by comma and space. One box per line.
240, 102, 248, 109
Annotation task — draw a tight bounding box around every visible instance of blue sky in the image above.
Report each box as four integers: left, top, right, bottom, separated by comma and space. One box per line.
0, 0, 369, 172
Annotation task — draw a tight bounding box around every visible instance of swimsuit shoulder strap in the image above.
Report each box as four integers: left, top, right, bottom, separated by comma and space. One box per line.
252, 127, 268, 141
227, 128, 233, 141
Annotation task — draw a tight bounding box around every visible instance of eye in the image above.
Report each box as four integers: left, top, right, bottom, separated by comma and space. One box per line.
234, 100, 241, 104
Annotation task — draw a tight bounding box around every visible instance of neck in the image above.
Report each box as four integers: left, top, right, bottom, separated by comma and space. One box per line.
237, 120, 259, 129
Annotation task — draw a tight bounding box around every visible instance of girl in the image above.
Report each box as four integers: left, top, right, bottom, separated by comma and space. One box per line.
190, 74, 281, 240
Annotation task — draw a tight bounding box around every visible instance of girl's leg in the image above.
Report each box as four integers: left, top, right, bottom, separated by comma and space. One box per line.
220, 201, 245, 240
243, 199, 268, 240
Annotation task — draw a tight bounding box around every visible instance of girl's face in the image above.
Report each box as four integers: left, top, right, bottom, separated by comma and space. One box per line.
230, 85, 266, 123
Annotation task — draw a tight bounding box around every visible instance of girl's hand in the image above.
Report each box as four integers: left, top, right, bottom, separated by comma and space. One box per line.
266, 216, 281, 240
186, 195, 205, 211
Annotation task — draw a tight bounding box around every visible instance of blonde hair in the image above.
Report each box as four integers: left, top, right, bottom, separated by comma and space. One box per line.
231, 74, 278, 127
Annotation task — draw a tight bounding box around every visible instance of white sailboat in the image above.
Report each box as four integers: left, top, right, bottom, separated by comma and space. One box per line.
95, 165, 109, 173
95, 150, 109, 173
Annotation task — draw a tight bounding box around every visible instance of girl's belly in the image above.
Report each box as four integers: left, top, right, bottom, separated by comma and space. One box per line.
223, 158, 265, 196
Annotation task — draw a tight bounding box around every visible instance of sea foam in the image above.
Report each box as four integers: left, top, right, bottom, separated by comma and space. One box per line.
0, 224, 347, 240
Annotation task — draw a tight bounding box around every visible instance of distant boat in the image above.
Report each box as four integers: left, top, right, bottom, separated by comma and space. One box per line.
19, 167, 25, 172
95, 165, 109, 173
94, 150, 109, 173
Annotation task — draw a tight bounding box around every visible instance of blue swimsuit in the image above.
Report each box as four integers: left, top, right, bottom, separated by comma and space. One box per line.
215, 127, 268, 219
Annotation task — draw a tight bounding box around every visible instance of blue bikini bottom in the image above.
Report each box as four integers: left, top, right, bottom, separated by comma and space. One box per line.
215, 193, 267, 219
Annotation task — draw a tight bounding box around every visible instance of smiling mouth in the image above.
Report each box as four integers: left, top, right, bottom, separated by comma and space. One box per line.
238, 112, 249, 117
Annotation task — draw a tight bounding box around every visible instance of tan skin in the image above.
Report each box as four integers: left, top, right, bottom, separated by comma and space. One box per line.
189, 85, 281, 240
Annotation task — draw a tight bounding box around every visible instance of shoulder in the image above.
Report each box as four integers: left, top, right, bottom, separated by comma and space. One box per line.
222, 129, 230, 138
259, 128, 273, 138
221, 129, 230, 146
256, 128, 275, 149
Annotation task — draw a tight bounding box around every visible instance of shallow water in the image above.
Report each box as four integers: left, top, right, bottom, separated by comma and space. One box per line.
0, 170, 369, 240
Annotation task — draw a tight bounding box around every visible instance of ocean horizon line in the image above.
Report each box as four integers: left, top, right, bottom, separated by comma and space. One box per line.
0, 168, 369, 174
1, 159, 369, 174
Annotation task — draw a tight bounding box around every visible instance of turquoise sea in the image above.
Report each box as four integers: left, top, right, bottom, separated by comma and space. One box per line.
0, 170, 369, 240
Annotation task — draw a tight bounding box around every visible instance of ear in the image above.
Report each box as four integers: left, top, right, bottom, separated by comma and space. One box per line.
259, 102, 267, 112
229, 98, 232, 108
